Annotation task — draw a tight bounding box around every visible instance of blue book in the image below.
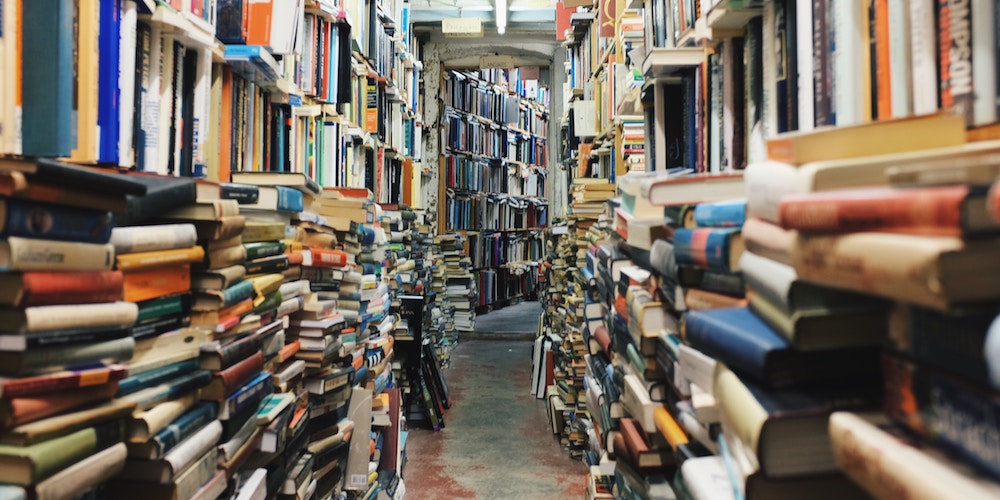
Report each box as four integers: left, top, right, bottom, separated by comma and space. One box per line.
97, 0, 121, 164
684, 307, 879, 388
117, 359, 200, 397
0, 198, 114, 243
21, 0, 74, 157
672, 227, 741, 273
693, 199, 747, 228
222, 371, 271, 419
139, 402, 217, 459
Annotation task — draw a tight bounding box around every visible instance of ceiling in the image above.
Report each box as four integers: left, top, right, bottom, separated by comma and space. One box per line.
409, 0, 558, 35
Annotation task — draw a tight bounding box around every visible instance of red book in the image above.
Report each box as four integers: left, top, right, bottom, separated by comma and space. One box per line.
309, 248, 349, 267
0, 270, 124, 308
0, 364, 128, 399
201, 352, 266, 400
1, 381, 119, 427
779, 185, 996, 236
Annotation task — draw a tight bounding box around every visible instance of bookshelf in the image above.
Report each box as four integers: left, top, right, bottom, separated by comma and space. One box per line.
0, 0, 435, 498
538, 0, 1000, 498
438, 67, 551, 312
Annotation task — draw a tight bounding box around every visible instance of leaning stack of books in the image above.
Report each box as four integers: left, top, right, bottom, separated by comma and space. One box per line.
742, 119, 1000, 497
0, 162, 147, 499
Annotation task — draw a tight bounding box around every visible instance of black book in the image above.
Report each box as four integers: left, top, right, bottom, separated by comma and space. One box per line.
115, 173, 198, 225
220, 182, 259, 204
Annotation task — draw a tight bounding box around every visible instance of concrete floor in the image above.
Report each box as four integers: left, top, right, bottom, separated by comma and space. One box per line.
404, 339, 587, 499
468, 301, 545, 339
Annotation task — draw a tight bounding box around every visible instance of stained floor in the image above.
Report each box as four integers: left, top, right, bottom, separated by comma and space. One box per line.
403, 338, 587, 499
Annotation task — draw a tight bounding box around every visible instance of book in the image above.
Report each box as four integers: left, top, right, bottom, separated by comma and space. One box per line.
0, 271, 124, 308
109, 446, 220, 500
765, 113, 967, 164
115, 173, 199, 225
110, 223, 198, 255
792, 232, 1000, 309
118, 419, 221, 483
240, 185, 305, 212
0, 419, 124, 485
126, 392, 200, 443
230, 171, 322, 197
0, 171, 128, 213
126, 403, 218, 460
0, 237, 115, 272
747, 290, 888, 351
0, 336, 136, 376
122, 264, 192, 303
0, 382, 119, 428
641, 172, 746, 206
32, 442, 127, 500
116, 359, 201, 398
830, 411, 1000, 499
693, 199, 747, 228
713, 364, 878, 479
0, 159, 147, 197
160, 199, 241, 222
778, 184, 998, 236
192, 279, 256, 312
191, 265, 246, 291
683, 307, 880, 388
201, 352, 265, 400
0, 364, 128, 399
0, 301, 138, 333
0, 198, 113, 243
673, 228, 744, 273
116, 246, 205, 272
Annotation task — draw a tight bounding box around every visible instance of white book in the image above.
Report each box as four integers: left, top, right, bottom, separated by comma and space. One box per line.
888, 0, 913, 119
681, 456, 737, 500
164, 420, 222, 480
234, 468, 268, 500
156, 31, 174, 175
118, 0, 138, 168
795, 0, 814, 131
972, 0, 997, 126
192, 46, 212, 174
909, 0, 938, 115
762, 1, 777, 138
833, 0, 869, 125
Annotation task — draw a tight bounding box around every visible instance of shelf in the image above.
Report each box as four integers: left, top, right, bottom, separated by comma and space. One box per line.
148, 3, 224, 59
642, 47, 706, 78
706, 5, 762, 36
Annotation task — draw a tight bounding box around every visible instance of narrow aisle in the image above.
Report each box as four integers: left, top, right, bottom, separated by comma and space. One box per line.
405, 339, 588, 499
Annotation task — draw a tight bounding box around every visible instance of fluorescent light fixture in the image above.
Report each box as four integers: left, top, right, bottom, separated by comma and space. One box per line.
496, 0, 507, 34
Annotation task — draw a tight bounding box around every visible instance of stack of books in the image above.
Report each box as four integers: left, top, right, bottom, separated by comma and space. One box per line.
0, 161, 151, 499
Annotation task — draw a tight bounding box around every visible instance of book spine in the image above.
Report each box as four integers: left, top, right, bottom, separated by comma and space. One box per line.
225, 371, 271, 419
220, 183, 259, 204
886, 305, 996, 390
127, 392, 199, 442
275, 186, 305, 212
882, 352, 1000, 481
244, 254, 290, 275
310, 249, 348, 267
124, 369, 212, 409
136, 293, 190, 322
1, 238, 114, 272
220, 280, 256, 309
0, 366, 126, 399
130, 314, 189, 342
12, 337, 133, 376
205, 244, 248, 270
151, 403, 218, 459
33, 442, 127, 500
116, 359, 200, 397
940, 0, 973, 126
12, 326, 130, 352
216, 352, 265, 397
777, 186, 969, 233
692, 201, 746, 228
243, 240, 285, 260
1, 199, 113, 243
109, 224, 198, 255
116, 246, 205, 272
163, 419, 222, 480
792, 233, 956, 308
673, 229, 736, 273
211, 335, 264, 371
21, 301, 138, 332
16, 271, 124, 308
811, 0, 831, 126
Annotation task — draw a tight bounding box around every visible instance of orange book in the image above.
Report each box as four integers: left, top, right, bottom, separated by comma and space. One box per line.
780, 185, 996, 236
116, 246, 206, 272
123, 264, 192, 303
245, 0, 275, 47
683, 287, 748, 311
219, 67, 233, 172
874, 0, 892, 119
1, 381, 118, 427
309, 248, 349, 267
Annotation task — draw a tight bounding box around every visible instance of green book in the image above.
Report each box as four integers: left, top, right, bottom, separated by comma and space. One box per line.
0, 419, 123, 485
243, 240, 285, 260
